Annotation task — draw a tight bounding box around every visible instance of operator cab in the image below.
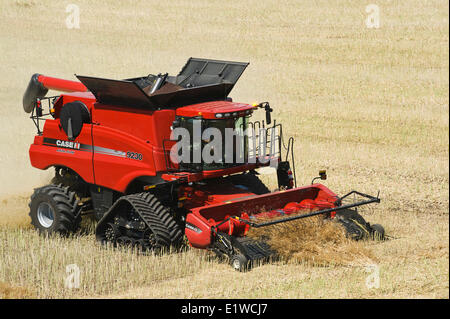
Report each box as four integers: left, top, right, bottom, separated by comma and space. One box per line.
173, 101, 256, 171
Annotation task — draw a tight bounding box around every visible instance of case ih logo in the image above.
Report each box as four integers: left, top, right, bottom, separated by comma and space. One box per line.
56, 140, 81, 150
43, 138, 141, 160
185, 222, 202, 234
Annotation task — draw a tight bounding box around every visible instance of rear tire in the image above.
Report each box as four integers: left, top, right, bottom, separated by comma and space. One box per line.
29, 184, 82, 235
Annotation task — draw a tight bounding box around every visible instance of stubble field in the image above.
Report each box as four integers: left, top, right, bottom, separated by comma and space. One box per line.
0, 0, 448, 298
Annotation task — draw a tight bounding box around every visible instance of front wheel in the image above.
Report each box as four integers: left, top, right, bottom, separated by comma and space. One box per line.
370, 224, 385, 240
29, 184, 82, 235
335, 209, 372, 240
230, 254, 250, 272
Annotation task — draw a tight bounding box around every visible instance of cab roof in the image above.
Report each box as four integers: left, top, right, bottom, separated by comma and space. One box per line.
176, 100, 254, 119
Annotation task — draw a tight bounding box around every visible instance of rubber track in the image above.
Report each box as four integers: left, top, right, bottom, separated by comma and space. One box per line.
96, 192, 183, 248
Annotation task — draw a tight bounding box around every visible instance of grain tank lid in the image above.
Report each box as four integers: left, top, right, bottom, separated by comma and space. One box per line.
176, 58, 249, 90
74, 58, 249, 109
75, 75, 155, 108
75, 74, 236, 109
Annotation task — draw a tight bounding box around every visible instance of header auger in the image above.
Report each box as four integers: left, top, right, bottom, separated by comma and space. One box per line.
24, 58, 384, 271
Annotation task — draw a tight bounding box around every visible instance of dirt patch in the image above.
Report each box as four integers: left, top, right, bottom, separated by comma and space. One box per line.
0, 282, 35, 299
0, 194, 32, 228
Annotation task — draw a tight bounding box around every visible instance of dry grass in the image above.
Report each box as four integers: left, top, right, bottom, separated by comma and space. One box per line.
0, 225, 218, 298
0, 0, 448, 298
248, 215, 376, 266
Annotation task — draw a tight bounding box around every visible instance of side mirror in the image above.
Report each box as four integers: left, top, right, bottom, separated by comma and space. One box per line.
319, 170, 327, 180
253, 102, 274, 125
264, 103, 273, 125
311, 170, 327, 184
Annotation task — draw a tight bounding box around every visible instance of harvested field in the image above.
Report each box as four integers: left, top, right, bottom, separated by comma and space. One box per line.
0, 0, 448, 298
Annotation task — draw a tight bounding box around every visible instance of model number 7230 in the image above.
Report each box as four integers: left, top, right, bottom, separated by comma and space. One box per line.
126, 151, 143, 161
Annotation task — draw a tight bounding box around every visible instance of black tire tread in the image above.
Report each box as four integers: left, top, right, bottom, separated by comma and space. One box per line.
29, 184, 82, 235
97, 192, 183, 249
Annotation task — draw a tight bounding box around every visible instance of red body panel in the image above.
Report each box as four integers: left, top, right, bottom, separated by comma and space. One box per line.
90, 104, 175, 191
91, 125, 155, 192
52, 92, 96, 118
185, 213, 213, 249
29, 120, 95, 184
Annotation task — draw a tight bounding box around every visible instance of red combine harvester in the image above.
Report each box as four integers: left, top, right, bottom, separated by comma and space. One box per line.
24, 58, 384, 270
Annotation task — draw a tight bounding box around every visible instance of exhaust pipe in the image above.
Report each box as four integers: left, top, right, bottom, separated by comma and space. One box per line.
23, 74, 87, 113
